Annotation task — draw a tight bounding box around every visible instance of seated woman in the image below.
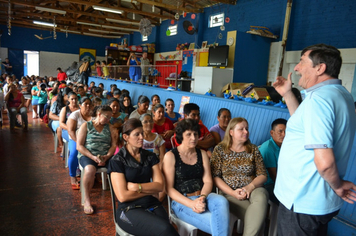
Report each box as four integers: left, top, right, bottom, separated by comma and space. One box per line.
67, 97, 93, 189
129, 95, 151, 119
49, 87, 72, 150
107, 119, 178, 235
211, 117, 268, 236
20, 76, 32, 109
209, 108, 231, 145
119, 93, 134, 116
163, 119, 230, 236
164, 98, 181, 125
106, 84, 117, 99
152, 104, 175, 150
59, 92, 79, 142
5, 82, 28, 131
77, 105, 117, 214
148, 94, 160, 111
108, 98, 127, 130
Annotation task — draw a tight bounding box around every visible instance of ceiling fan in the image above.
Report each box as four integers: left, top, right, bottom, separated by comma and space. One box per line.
34, 34, 52, 40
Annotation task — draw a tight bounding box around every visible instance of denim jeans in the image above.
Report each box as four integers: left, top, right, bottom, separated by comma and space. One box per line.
8, 107, 28, 128
68, 139, 78, 177
171, 193, 230, 236
62, 129, 69, 142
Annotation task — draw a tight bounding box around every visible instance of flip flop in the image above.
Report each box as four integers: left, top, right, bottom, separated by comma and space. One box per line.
84, 205, 94, 215
71, 183, 80, 190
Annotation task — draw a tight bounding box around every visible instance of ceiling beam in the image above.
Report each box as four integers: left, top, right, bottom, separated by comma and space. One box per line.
54, 0, 175, 19
0, 0, 153, 24
207, 0, 237, 5
134, 0, 201, 13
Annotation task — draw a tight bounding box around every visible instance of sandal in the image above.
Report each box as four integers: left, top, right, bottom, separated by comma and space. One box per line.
84, 205, 94, 215
71, 183, 80, 190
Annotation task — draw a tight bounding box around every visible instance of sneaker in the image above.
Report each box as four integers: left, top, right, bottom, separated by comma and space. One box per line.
15, 121, 22, 127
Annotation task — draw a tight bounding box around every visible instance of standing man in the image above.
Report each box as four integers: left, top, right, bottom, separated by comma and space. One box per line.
259, 118, 287, 204
2, 58, 12, 75
273, 44, 356, 235
57, 67, 67, 82
140, 52, 150, 82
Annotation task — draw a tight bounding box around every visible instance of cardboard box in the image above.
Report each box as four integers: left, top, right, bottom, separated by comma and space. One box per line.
221, 83, 254, 96
246, 87, 270, 101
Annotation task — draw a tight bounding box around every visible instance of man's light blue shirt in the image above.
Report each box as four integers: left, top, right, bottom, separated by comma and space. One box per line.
274, 79, 356, 215
259, 137, 280, 185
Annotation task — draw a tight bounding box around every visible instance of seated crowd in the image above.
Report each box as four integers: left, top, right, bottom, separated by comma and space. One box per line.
1, 74, 288, 236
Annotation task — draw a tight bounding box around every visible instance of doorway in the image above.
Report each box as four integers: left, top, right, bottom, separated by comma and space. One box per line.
24, 50, 39, 76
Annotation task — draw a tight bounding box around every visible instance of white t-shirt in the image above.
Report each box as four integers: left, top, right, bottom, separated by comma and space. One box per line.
68, 110, 91, 140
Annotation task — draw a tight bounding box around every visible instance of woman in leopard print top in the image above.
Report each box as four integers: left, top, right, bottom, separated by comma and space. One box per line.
211, 117, 268, 236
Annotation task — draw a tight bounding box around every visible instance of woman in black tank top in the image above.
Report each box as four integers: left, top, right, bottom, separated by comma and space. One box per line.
163, 119, 230, 236
59, 92, 79, 142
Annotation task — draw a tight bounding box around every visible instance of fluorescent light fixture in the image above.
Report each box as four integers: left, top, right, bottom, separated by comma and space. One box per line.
102, 25, 140, 32
33, 21, 57, 27
106, 18, 140, 26
92, 5, 123, 14
77, 21, 101, 27
83, 32, 121, 38
35, 6, 66, 15
88, 29, 126, 35
59, 29, 81, 34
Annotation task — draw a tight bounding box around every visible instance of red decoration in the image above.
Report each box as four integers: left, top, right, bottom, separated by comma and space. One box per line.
225, 17, 230, 23
183, 12, 187, 18
171, 20, 175, 25
191, 14, 196, 20
188, 26, 193, 31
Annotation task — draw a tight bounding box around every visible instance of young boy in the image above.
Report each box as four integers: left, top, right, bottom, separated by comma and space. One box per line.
101, 61, 109, 77
96, 61, 102, 77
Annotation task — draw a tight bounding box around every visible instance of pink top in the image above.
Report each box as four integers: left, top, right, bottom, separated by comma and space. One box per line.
8, 92, 23, 108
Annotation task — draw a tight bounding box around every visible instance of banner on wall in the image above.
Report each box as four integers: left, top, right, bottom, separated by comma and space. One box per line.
79, 48, 96, 69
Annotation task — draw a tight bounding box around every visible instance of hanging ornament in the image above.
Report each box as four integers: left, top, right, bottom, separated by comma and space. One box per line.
191, 14, 196, 20
166, 29, 171, 36
152, 5, 155, 13
159, 18, 162, 24
65, 26, 68, 38
7, 0, 11, 36
53, 16, 57, 40
225, 17, 230, 23
220, 25, 225, 31
218, 33, 223, 39
175, 13, 179, 20
133, 13, 135, 20
170, 20, 175, 25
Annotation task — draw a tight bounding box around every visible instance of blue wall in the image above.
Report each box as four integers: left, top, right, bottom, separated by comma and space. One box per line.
123, 0, 356, 52
2, 0, 356, 55
0, 25, 114, 56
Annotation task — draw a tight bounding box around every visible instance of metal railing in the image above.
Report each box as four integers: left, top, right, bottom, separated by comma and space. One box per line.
97, 65, 182, 90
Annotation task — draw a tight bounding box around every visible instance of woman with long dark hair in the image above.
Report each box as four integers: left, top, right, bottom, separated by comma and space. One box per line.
49, 87, 72, 149
77, 105, 117, 214
118, 93, 134, 116
129, 95, 151, 119
67, 97, 93, 190
107, 118, 178, 235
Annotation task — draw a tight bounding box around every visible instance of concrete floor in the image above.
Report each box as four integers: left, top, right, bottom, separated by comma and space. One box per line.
0, 110, 240, 236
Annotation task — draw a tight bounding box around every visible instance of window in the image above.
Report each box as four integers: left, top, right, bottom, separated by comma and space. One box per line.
168, 25, 177, 36
142, 35, 148, 41
209, 13, 224, 28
